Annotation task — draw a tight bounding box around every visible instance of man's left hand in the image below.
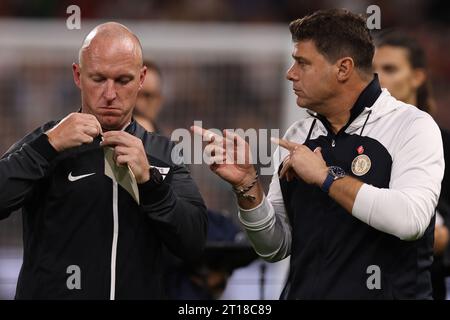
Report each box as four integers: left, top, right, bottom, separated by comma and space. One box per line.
272, 137, 328, 186
101, 131, 150, 184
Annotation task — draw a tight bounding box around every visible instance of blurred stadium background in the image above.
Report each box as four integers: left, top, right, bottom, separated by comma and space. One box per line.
0, 0, 449, 299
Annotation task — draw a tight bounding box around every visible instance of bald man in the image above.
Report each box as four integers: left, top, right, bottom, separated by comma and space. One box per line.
0, 22, 207, 299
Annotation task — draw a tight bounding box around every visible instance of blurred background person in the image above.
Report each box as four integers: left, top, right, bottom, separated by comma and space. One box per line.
165, 209, 257, 299
134, 60, 164, 133
373, 31, 450, 300
135, 59, 259, 299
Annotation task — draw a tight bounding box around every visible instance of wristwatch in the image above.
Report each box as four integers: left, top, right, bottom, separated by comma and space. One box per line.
320, 166, 346, 193
149, 166, 164, 185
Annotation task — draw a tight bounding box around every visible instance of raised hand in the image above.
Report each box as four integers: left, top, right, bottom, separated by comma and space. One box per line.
272, 137, 328, 186
190, 125, 257, 189
46, 113, 103, 152
101, 131, 151, 184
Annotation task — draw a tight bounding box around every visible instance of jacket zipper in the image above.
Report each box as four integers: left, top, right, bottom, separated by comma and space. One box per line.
110, 180, 119, 300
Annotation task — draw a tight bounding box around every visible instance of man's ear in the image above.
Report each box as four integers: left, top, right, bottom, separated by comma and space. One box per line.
412, 68, 426, 90
139, 66, 147, 89
72, 63, 82, 89
336, 57, 354, 82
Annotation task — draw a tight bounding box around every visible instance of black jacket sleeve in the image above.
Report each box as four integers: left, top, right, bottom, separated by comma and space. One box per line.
0, 122, 58, 219
137, 136, 208, 263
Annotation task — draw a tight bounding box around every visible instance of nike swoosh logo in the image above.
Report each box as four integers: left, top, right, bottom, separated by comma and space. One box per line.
68, 172, 96, 182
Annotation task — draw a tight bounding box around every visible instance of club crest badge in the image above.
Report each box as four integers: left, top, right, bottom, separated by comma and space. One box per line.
351, 154, 371, 176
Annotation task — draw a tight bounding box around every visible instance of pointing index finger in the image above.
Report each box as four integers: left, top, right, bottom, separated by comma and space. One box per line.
190, 125, 220, 142
271, 137, 297, 151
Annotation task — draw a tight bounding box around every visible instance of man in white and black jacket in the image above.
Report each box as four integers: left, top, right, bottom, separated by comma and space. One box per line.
0, 22, 207, 299
194, 9, 445, 299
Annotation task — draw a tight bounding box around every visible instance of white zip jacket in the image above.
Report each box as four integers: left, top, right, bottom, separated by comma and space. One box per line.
239, 88, 444, 262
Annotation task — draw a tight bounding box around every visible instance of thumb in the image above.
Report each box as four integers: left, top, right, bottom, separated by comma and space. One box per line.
313, 146, 324, 159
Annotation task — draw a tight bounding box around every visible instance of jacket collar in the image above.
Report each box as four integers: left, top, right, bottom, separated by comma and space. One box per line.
124, 118, 137, 133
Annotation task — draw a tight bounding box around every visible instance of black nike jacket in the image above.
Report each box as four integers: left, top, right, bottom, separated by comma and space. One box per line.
0, 119, 207, 299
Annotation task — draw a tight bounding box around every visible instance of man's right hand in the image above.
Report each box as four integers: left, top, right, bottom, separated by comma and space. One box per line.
190, 125, 263, 209
190, 125, 256, 188
46, 113, 103, 152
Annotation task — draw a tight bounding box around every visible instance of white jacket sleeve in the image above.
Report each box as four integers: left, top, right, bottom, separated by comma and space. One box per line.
236, 119, 314, 262
352, 115, 445, 240
238, 146, 292, 262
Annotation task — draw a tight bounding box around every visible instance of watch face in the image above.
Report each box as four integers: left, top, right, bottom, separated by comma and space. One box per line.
329, 166, 346, 179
